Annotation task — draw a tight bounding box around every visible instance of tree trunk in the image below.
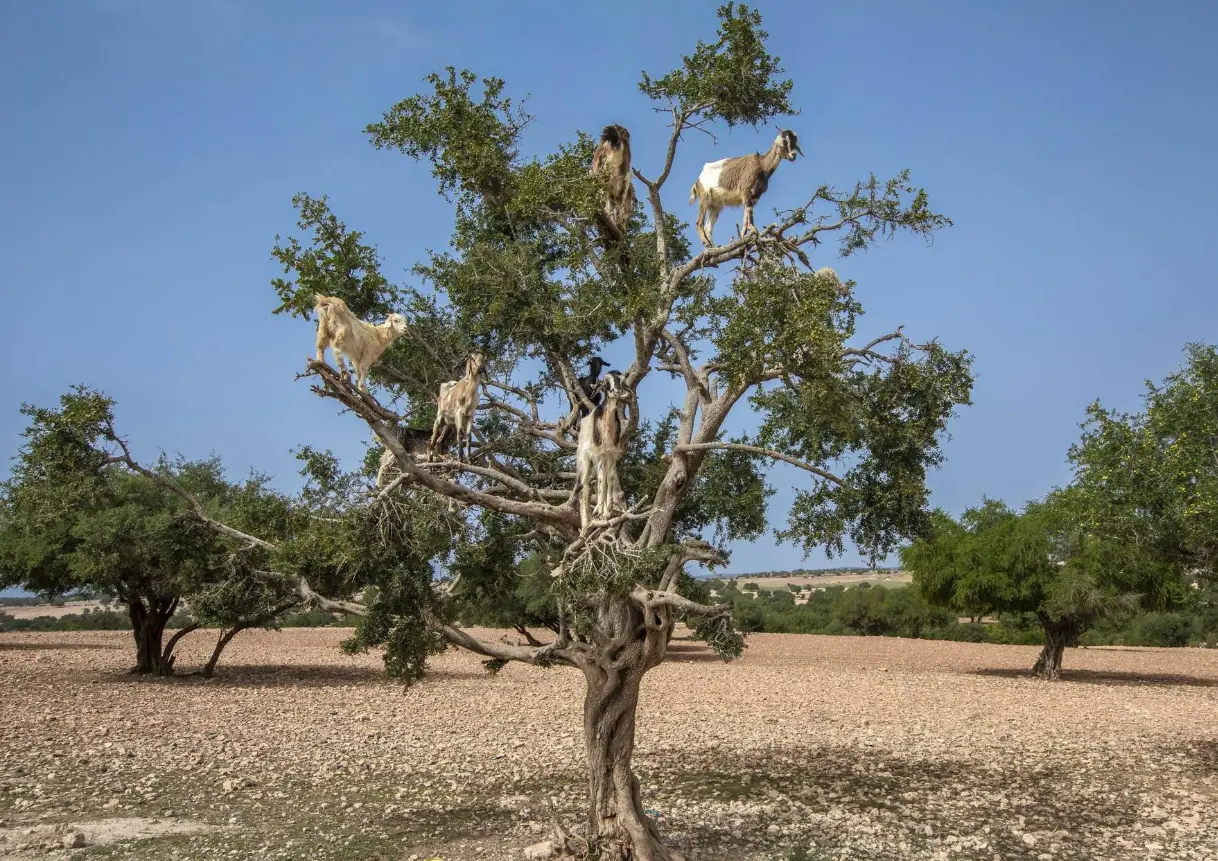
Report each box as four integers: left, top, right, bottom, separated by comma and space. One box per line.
578, 598, 682, 861
201, 627, 244, 679
126, 595, 185, 676
1032, 617, 1080, 680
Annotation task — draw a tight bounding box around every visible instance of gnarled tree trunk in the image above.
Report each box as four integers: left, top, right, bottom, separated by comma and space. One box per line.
578, 596, 683, 861
1033, 616, 1081, 680
126, 595, 198, 676
127, 595, 182, 676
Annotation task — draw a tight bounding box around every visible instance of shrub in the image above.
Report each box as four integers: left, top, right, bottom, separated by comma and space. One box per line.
1130, 613, 1194, 647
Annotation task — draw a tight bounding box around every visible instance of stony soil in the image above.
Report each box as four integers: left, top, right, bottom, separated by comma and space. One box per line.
1, 628, 1215, 860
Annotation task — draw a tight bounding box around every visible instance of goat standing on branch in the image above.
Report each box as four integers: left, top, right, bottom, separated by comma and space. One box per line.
689, 128, 803, 247
591, 124, 636, 241
573, 371, 634, 532
573, 356, 611, 419
375, 425, 431, 488
314, 294, 411, 392
428, 352, 487, 463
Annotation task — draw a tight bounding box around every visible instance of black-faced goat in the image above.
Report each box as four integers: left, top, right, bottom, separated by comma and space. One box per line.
573, 371, 634, 531
573, 356, 611, 419
375, 426, 431, 488
688, 129, 803, 247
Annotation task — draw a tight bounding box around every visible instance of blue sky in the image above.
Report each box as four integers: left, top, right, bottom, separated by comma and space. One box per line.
1, 0, 1216, 576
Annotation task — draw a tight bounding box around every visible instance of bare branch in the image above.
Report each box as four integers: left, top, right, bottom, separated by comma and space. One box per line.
100, 419, 277, 552
673, 442, 845, 485
431, 616, 579, 668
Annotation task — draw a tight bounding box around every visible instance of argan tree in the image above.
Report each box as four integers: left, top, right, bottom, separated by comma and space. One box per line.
903, 494, 1183, 679
44, 5, 972, 857
0, 390, 304, 676
1069, 341, 1218, 584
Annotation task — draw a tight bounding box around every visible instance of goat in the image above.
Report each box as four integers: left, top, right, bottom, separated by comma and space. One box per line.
375, 426, 431, 488
573, 356, 611, 419
573, 371, 634, 531
688, 128, 803, 247
591, 124, 636, 236
427, 352, 487, 463
314, 294, 411, 392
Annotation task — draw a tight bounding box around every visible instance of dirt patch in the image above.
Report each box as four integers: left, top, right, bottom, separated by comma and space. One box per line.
0, 817, 214, 858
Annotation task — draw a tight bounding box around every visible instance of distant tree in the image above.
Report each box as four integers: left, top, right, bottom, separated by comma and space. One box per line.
902, 494, 1182, 678
1069, 342, 1218, 585
832, 585, 888, 635
743, 583, 760, 593
0, 390, 305, 675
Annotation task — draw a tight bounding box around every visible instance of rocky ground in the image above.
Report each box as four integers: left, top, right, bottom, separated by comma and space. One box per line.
0, 628, 1215, 861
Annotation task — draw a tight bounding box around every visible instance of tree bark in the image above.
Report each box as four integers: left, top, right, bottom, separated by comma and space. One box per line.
201, 627, 243, 679
1033, 616, 1080, 680
126, 596, 178, 676
577, 597, 682, 861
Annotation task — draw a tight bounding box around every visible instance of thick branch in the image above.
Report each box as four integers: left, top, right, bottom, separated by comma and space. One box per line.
431, 617, 579, 668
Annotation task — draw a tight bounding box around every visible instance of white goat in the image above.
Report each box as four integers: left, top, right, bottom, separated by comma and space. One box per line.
688, 128, 803, 247
573, 371, 634, 531
427, 352, 487, 463
314, 294, 411, 392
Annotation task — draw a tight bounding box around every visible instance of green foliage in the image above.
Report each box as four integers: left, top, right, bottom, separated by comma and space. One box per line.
639, 3, 795, 127
1069, 342, 1218, 583
902, 490, 1185, 672
258, 1, 971, 692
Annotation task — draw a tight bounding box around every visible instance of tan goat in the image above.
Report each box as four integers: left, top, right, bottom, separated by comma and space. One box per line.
591, 124, 636, 235
688, 128, 803, 247
573, 371, 635, 531
427, 352, 487, 463
314, 294, 410, 392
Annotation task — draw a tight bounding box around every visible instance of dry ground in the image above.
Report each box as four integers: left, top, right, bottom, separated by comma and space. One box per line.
1, 629, 1216, 861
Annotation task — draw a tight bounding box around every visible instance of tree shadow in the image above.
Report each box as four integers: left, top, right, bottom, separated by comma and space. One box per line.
1160, 739, 1218, 777
655, 743, 1143, 857
969, 666, 1218, 688
92, 663, 391, 689
665, 643, 724, 664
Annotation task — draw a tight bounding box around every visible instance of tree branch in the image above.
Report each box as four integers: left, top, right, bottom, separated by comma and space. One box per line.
430, 616, 579, 668
673, 442, 845, 485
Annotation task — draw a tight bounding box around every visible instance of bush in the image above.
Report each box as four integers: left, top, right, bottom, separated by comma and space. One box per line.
1129, 613, 1195, 647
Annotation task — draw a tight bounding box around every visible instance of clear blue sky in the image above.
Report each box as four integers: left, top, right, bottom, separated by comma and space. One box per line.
2, 0, 1216, 576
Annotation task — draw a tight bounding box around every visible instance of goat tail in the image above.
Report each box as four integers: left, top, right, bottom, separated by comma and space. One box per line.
688, 181, 699, 204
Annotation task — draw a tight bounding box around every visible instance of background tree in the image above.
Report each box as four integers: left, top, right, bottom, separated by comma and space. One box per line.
902, 493, 1183, 679
1069, 341, 1218, 584
63, 5, 971, 858
0, 389, 304, 676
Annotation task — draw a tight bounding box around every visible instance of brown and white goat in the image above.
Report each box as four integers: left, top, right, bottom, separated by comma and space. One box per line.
375, 426, 432, 488
573, 371, 634, 531
591, 124, 636, 234
688, 128, 803, 247
427, 352, 487, 463
314, 294, 411, 392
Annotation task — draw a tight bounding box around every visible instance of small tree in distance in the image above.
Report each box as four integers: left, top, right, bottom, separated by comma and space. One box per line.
20, 5, 973, 858
902, 493, 1182, 679
0, 395, 304, 676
